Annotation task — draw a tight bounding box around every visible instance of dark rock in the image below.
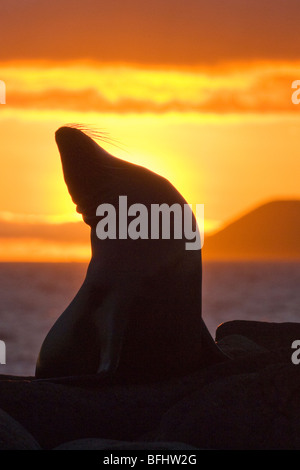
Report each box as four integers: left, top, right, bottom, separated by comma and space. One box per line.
0, 345, 293, 450
54, 438, 198, 450
216, 320, 300, 351
217, 334, 268, 359
155, 363, 300, 450
0, 373, 204, 449
0, 408, 41, 450
0, 321, 299, 450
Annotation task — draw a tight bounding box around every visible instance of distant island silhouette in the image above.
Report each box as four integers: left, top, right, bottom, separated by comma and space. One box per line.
203, 200, 300, 260
0, 200, 299, 261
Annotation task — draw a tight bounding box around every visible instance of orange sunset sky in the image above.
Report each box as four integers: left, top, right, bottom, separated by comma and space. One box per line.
0, 0, 300, 261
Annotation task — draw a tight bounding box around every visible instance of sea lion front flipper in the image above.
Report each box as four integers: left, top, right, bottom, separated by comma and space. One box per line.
35, 281, 104, 378
93, 293, 128, 375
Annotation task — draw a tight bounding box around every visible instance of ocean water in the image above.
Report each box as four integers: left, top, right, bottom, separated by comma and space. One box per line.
0, 261, 299, 376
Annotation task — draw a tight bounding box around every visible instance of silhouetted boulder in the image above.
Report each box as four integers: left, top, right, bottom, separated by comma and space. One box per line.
216, 320, 300, 351
54, 438, 198, 450
0, 408, 41, 450
155, 363, 300, 450
216, 334, 268, 358
0, 374, 203, 449
0, 320, 299, 450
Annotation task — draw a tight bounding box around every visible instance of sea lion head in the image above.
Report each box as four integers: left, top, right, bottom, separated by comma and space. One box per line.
55, 125, 202, 273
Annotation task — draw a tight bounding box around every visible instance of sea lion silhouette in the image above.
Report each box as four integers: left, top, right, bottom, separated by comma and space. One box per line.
35, 126, 226, 383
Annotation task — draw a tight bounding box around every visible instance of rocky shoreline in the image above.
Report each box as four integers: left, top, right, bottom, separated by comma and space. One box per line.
1, 320, 300, 450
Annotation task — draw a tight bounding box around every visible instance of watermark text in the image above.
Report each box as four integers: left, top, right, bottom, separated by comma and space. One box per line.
291, 340, 300, 364
96, 196, 204, 250
0, 340, 6, 364
291, 80, 300, 104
